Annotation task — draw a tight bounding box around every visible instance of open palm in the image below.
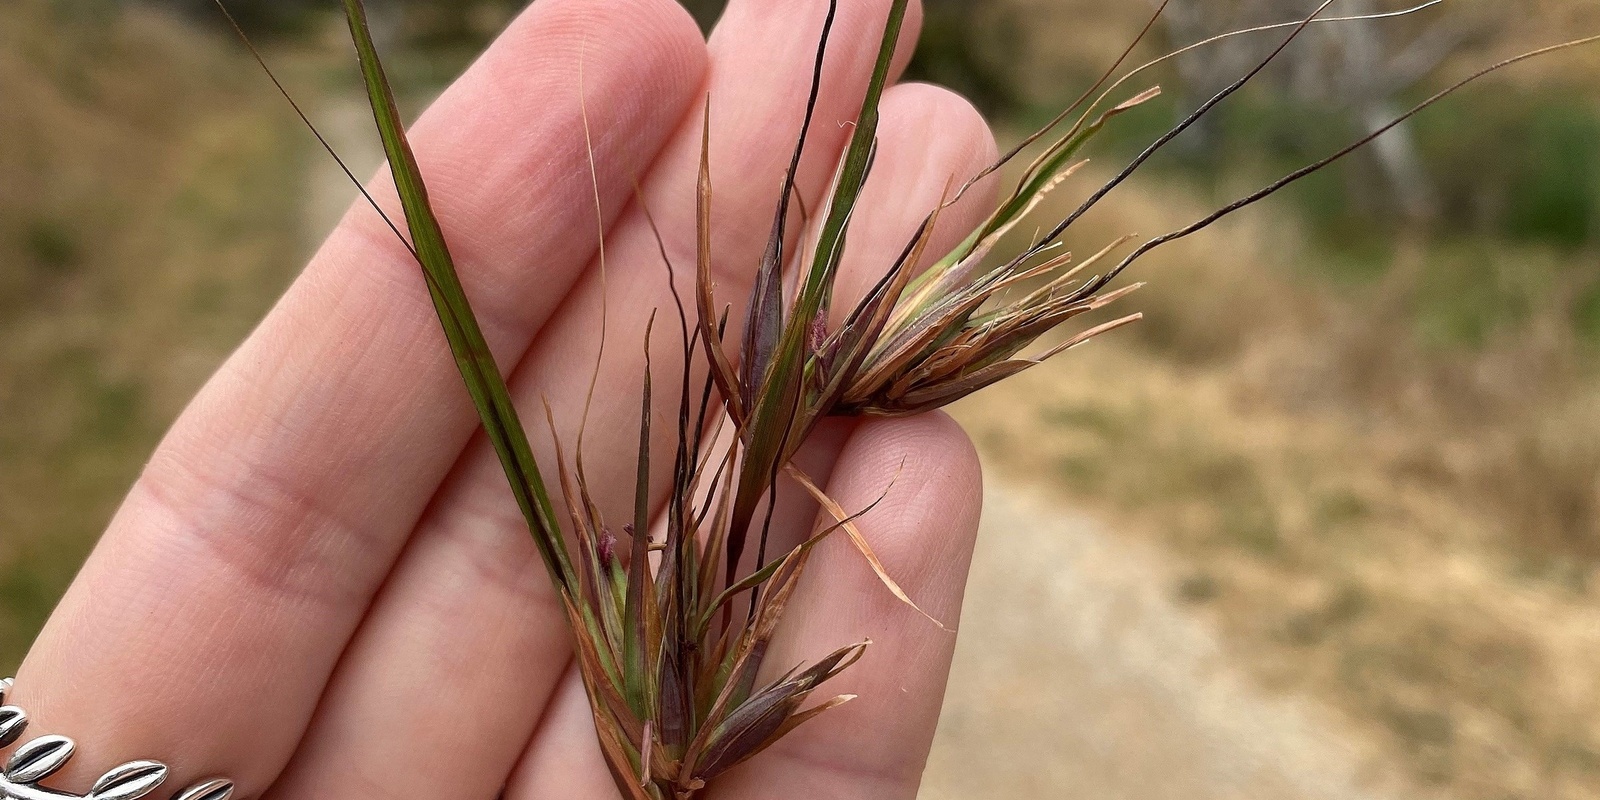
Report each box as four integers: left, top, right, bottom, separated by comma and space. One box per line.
5, 1, 995, 797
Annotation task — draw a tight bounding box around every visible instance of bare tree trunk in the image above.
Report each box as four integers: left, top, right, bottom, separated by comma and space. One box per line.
1157, 0, 1459, 224
1160, 0, 1280, 163
1360, 102, 1439, 222
1333, 0, 1441, 223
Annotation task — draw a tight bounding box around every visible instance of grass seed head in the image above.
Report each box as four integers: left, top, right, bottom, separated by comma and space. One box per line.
296, 0, 1600, 796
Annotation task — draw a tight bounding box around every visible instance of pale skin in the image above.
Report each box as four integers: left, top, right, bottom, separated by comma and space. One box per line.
6, 0, 999, 797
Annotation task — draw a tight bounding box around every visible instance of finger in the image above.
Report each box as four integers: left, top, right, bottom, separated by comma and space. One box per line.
256, 1, 921, 796
711, 412, 983, 800
517, 0, 927, 523
9, 0, 706, 792
501, 667, 618, 800
481, 77, 995, 798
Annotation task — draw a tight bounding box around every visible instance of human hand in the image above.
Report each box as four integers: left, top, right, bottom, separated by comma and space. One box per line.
4, 1, 995, 797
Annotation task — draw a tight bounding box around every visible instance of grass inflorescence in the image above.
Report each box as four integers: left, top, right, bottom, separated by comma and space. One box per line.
214, 0, 1600, 795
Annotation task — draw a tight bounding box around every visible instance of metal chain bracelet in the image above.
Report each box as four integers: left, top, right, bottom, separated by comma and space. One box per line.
0, 679, 234, 800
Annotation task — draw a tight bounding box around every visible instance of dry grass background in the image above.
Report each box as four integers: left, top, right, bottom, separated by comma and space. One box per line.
951, 187, 1600, 797
0, 1, 304, 658
942, 3, 1600, 797
3, 1, 1600, 798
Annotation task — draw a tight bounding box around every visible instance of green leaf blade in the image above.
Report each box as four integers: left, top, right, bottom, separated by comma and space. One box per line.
341, 0, 571, 590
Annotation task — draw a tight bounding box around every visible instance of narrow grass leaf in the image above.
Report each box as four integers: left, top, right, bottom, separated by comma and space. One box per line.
340, 0, 570, 589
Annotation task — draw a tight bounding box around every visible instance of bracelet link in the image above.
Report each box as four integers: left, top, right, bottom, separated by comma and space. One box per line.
0, 679, 234, 800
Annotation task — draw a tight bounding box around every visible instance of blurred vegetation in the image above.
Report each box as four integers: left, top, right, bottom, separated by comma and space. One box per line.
153, 0, 1026, 112
947, 4, 1600, 798
3, 1, 1600, 798
0, 0, 305, 665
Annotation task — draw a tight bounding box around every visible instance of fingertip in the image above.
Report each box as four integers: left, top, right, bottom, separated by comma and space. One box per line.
876, 82, 998, 232
878, 81, 1002, 205
609, 0, 713, 87
830, 82, 999, 315
360, 0, 712, 310
722, 409, 981, 798
482, 0, 709, 109
833, 412, 983, 573
852, 411, 981, 486
715, 0, 925, 83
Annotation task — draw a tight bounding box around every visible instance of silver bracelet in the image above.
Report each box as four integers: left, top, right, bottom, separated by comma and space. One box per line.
0, 679, 234, 800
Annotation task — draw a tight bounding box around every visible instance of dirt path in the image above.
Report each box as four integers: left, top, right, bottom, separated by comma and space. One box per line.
922, 478, 1396, 800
